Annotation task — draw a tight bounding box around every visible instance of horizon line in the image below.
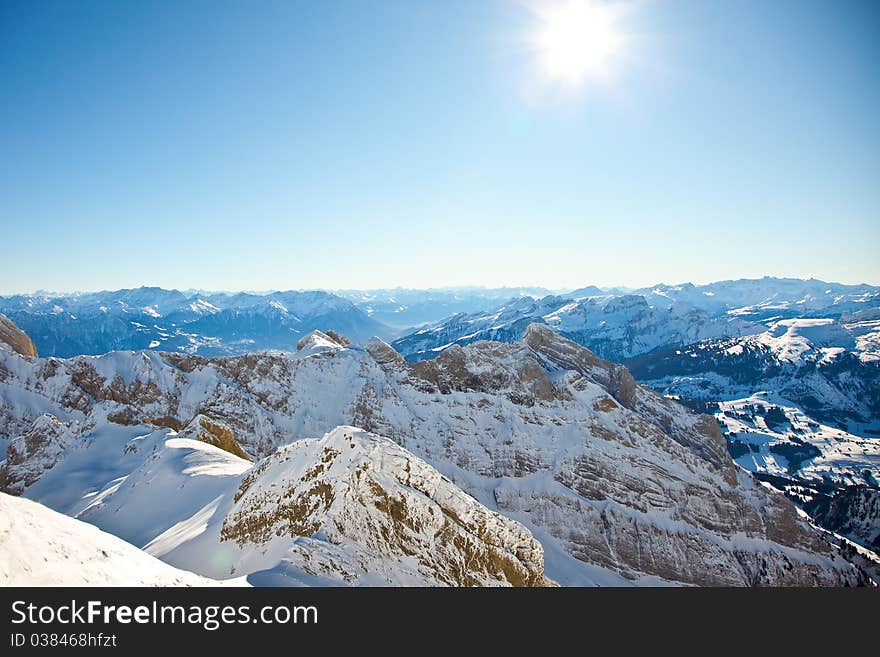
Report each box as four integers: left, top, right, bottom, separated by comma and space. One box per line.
2, 274, 879, 298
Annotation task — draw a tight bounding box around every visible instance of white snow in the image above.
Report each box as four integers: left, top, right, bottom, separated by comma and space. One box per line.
0, 493, 239, 586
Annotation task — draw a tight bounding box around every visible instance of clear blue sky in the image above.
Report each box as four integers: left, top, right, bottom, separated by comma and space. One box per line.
2, 0, 879, 293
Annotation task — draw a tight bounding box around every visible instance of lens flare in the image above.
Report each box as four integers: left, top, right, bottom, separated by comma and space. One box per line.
532, 0, 625, 84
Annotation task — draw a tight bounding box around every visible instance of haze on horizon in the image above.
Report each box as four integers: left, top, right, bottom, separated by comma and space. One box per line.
2, 1, 879, 295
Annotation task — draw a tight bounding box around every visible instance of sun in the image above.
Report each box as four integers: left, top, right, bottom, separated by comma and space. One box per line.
532, 0, 625, 84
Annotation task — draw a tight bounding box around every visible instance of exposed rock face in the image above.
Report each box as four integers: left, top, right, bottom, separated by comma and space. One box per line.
0, 414, 72, 494
324, 330, 352, 347
0, 326, 868, 585
365, 337, 406, 367
296, 329, 349, 353
0, 314, 37, 358
524, 324, 735, 476
177, 415, 252, 461
409, 341, 556, 405
222, 427, 551, 586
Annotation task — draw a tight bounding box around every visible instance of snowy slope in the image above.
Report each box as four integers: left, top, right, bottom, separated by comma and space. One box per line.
0, 327, 867, 585
0, 492, 229, 586
715, 395, 879, 490
4, 422, 551, 586
629, 317, 880, 432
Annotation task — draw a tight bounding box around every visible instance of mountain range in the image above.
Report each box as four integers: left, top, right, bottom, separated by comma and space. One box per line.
0, 288, 389, 358
1, 276, 878, 586
0, 319, 873, 585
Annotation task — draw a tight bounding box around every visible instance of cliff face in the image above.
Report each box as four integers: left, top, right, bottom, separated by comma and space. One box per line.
0, 313, 37, 358
177, 414, 252, 461
0, 414, 71, 494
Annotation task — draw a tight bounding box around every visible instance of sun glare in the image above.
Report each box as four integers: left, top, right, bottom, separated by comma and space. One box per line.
532, 0, 625, 85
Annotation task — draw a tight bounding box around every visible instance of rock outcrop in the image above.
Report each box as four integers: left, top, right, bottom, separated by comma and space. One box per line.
178, 414, 252, 461
0, 414, 72, 494
296, 329, 349, 353
222, 427, 552, 586
0, 313, 37, 358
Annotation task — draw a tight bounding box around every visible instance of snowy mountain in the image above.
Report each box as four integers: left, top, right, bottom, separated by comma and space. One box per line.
392, 293, 765, 363
0, 326, 868, 585
0, 288, 391, 358
631, 277, 880, 321
391, 278, 880, 364
1, 419, 551, 586
628, 316, 880, 550
7, 279, 876, 361
218, 426, 551, 586
628, 317, 880, 432
0, 492, 228, 586
388, 282, 880, 542
335, 287, 557, 332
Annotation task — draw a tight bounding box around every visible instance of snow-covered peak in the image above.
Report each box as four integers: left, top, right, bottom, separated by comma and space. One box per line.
224, 426, 551, 586
296, 330, 350, 355
188, 298, 221, 315
523, 322, 609, 372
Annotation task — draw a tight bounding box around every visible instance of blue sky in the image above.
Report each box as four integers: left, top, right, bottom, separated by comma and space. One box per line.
2, 0, 878, 293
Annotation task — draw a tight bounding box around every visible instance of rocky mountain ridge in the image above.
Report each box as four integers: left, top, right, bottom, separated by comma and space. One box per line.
0, 325, 868, 585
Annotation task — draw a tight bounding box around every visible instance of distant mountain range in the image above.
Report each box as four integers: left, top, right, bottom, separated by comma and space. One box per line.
391, 277, 880, 362
0, 288, 390, 358
6, 278, 876, 361
334, 286, 558, 330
